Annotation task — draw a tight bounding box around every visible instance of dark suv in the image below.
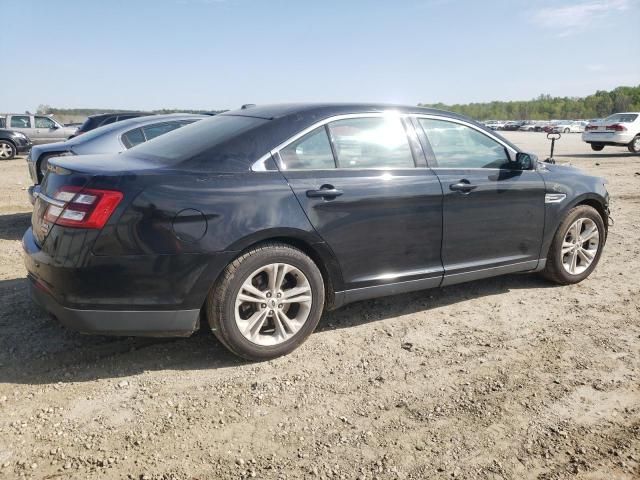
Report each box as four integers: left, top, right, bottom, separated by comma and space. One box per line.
69, 112, 152, 138
23, 104, 609, 360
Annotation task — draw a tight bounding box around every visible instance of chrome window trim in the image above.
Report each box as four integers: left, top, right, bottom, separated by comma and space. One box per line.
251, 112, 412, 172
413, 114, 518, 169
251, 112, 519, 172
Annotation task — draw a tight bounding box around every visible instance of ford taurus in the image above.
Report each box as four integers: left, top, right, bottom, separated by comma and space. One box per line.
23, 104, 610, 360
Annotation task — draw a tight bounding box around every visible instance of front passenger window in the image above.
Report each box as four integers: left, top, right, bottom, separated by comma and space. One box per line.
419, 118, 510, 169
35, 116, 56, 129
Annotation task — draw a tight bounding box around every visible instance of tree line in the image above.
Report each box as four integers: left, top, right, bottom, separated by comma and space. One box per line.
419, 85, 640, 121
34, 84, 640, 122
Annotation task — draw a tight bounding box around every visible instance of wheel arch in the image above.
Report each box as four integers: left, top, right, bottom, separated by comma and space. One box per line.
0, 137, 17, 148
210, 228, 344, 311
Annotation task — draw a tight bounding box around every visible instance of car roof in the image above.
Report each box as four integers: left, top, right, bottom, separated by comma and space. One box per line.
220, 102, 472, 122
88, 112, 148, 119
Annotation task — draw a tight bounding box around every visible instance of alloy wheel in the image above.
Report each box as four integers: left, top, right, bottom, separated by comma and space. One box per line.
234, 263, 313, 346
633, 136, 640, 152
0, 142, 14, 159
561, 218, 599, 275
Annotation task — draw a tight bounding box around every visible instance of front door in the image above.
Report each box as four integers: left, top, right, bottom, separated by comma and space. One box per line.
277, 115, 444, 292
416, 117, 546, 285
34, 116, 62, 144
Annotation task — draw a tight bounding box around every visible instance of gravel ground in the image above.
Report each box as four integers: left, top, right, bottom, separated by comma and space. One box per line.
0, 132, 638, 480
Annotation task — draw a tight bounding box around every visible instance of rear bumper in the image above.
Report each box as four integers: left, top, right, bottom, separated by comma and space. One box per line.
28, 277, 199, 337
21, 226, 229, 337
582, 131, 634, 145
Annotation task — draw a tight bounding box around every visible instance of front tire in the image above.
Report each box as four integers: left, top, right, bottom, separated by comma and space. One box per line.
0, 140, 16, 160
590, 144, 604, 151
541, 205, 605, 285
563, 128, 570, 133
206, 243, 325, 360
628, 135, 640, 154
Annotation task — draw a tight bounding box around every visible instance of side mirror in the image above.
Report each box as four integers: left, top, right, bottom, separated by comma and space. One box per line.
514, 152, 537, 170
51, 124, 59, 130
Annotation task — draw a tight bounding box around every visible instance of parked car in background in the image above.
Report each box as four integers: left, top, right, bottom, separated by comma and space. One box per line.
503, 121, 525, 131
582, 113, 640, 153
534, 121, 550, 132
483, 120, 504, 130
69, 112, 153, 139
23, 103, 610, 360
519, 121, 539, 132
1, 114, 76, 144
0, 128, 32, 160
543, 121, 563, 133
552, 121, 587, 134
26, 113, 206, 201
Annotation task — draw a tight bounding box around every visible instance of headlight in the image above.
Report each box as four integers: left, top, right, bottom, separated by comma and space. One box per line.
14, 132, 27, 140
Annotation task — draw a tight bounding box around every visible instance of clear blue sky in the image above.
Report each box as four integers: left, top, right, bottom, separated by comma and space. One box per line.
2, 0, 639, 112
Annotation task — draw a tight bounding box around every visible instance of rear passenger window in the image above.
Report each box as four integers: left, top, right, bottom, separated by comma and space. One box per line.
122, 128, 146, 148
10, 115, 31, 128
328, 117, 414, 169
143, 122, 182, 141
419, 118, 510, 169
279, 127, 335, 170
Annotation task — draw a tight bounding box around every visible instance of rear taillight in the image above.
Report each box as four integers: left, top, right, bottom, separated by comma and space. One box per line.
44, 186, 123, 229
606, 123, 627, 132
585, 124, 598, 131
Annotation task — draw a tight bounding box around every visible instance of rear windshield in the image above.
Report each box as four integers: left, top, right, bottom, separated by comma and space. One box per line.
124, 115, 267, 164
79, 117, 99, 131
605, 113, 638, 123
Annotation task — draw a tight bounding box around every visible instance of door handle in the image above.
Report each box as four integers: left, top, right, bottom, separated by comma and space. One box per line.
449, 181, 477, 193
306, 186, 343, 198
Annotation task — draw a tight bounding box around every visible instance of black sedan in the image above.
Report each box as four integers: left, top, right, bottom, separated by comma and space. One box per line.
23, 104, 609, 360
0, 128, 32, 160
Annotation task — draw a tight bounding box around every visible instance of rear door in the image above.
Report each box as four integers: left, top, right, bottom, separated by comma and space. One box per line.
415, 116, 546, 285
276, 114, 444, 292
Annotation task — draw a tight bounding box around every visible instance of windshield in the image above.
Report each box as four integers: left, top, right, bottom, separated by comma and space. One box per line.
125, 114, 268, 164
605, 113, 638, 123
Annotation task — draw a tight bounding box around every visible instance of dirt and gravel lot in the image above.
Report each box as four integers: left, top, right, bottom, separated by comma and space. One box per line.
0, 132, 638, 480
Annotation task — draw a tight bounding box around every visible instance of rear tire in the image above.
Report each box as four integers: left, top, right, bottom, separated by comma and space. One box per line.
0, 140, 16, 160
541, 205, 605, 285
590, 144, 604, 151
628, 135, 640, 154
206, 243, 325, 361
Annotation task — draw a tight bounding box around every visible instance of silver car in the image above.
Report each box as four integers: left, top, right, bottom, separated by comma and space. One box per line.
26, 113, 207, 202
2, 114, 76, 144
